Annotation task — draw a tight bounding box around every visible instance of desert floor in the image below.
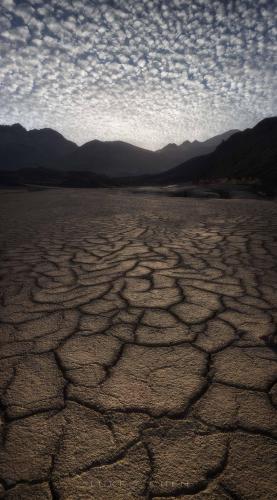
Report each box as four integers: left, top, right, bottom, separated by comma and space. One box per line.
0, 188, 276, 499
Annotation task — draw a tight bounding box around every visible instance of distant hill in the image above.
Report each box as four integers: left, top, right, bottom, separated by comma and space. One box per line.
141, 117, 277, 185
56, 139, 163, 177
0, 123, 238, 177
1, 118, 275, 188
0, 124, 77, 170
57, 130, 238, 177
156, 129, 238, 168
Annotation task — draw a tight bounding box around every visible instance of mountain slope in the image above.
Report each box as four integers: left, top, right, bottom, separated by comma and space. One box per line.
0, 123, 238, 177
146, 117, 277, 185
56, 129, 238, 177
0, 124, 77, 170
56, 139, 163, 177
156, 129, 238, 167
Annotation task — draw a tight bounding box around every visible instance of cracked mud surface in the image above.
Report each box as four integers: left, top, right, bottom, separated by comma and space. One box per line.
0, 188, 276, 499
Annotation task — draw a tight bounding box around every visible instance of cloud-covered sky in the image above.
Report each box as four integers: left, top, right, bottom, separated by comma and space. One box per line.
0, 0, 276, 149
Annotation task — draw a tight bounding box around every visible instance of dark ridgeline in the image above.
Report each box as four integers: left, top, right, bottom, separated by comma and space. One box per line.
155, 129, 238, 169
55, 129, 237, 177
0, 123, 237, 179
0, 117, 276, 187
56, 140, 163, 177
0, 124, 77, 170
149, 117, 277, 185
0, 124, 108, 187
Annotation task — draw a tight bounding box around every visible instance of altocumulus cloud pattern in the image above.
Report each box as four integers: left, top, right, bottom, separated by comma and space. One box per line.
0, 0, 276, 148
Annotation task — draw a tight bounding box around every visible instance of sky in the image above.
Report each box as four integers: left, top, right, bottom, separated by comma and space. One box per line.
0, 0, 276, 150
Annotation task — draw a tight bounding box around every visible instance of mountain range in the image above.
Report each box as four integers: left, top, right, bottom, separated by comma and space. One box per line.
144, 117, 277, 185
155, 129, 238, 168
0, 124, 77, 170
0, 124, 237, 177
0, 117, 276, 186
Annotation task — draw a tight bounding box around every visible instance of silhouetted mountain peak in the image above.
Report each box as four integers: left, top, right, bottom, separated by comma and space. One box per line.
0, 123, 26, 134
253, 116, 277, 131
148, 117, 277, 185
2, 120, 273, 181
0, 123, 240, 177
156, 143, 178, 153
154, 130, 239, 173
30, 127, 66, 137
0, 123, 77, 170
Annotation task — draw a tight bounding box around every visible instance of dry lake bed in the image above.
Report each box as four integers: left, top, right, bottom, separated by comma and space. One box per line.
0, 188, 276, 499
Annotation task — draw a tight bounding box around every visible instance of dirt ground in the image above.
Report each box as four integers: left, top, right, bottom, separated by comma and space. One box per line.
0, 188, 276, 499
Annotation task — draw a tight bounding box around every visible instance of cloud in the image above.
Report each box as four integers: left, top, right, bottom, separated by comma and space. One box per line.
0, 0, 276, 149
1, 0, 15, 10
